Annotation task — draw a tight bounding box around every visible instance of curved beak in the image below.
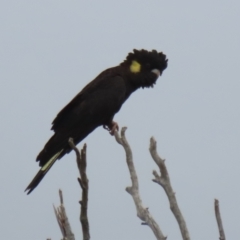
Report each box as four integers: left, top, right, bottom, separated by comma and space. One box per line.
151, 69, 161, 78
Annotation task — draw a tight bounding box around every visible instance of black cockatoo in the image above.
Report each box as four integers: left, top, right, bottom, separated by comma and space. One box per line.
25, 49, 168, 194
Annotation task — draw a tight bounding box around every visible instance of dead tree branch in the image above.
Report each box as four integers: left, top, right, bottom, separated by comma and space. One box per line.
149, 137, 190, 240
214, 199, 226, 240
53, 189, 75, 240
114, 127, 166, 240
69, 139, 90, 240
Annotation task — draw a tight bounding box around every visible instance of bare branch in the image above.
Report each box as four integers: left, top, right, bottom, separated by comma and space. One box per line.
53, 189, 75, 240
149, 137, 190, 240
114, 127, 166, 240
69, 138, 90, 240
214, 199, 226, 240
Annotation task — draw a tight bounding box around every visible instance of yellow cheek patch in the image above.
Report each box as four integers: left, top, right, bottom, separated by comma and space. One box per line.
130, 60, 141, 73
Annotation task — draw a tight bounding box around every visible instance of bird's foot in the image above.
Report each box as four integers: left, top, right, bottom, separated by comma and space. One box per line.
109, 121, 119, 135
103, 121, 119, 135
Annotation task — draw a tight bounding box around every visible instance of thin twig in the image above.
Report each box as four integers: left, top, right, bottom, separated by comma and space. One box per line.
53, 189, 75, 240
149, 137, 190, 240
69, 138, 90, 240
114, 128, 166, 240
214, 199, 226, 240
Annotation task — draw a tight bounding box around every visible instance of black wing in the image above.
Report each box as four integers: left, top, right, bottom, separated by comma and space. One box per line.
26, 69, 128, 194
36, 68, 127, 168
52, 67, 126, 133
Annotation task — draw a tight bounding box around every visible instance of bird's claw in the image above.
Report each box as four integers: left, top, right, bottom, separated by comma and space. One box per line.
103, 121, 119, 135
103, 125, 109, 131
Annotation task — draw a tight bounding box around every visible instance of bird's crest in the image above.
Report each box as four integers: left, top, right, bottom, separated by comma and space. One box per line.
121, 49, 168, 73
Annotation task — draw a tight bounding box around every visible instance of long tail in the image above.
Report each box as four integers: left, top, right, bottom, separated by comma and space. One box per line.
25, 149, 63, 194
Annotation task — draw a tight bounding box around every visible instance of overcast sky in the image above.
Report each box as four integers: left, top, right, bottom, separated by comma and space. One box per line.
1, 0, 240, 239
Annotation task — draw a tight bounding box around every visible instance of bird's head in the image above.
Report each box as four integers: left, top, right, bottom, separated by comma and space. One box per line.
121, 49, 168, 89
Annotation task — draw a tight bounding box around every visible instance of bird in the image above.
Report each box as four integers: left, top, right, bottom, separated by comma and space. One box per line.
25, 49, 168, 194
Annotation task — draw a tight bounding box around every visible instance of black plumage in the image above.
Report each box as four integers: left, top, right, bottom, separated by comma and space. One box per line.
25, 49, 168, 194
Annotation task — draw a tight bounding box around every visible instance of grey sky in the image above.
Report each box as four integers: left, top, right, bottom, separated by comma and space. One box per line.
1, 0, 240, 239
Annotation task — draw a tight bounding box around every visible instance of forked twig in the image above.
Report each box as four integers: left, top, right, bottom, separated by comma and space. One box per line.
69, 139, 90, 240
114, 128, 166, 240
149, 137, 190, 240
53, 189, 75, 240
